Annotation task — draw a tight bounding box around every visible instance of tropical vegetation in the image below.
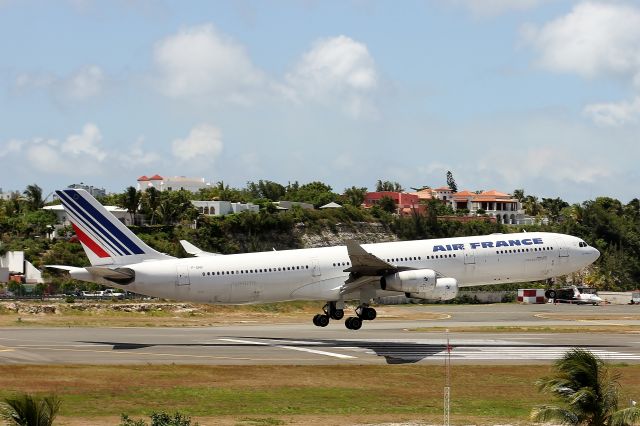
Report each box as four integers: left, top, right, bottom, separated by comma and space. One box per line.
1, 180, 640, 294
1, 393, 60, 426
531, 348, 640, 425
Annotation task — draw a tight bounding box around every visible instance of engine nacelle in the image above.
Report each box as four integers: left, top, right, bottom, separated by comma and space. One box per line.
381, 269, 437, 294
407, 277, 458, 301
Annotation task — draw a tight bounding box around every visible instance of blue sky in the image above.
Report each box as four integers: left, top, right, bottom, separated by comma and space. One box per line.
2, 0, 640, 203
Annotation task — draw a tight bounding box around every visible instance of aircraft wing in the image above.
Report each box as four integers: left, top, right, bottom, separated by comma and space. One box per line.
179, 240, 222, 257
341, 240, 402, 295
344, 240, 395, 275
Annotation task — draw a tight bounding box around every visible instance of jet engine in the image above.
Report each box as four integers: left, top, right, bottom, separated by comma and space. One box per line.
407, 277, 458, 301
380, 269, 437, 294
380, 269, 458, 301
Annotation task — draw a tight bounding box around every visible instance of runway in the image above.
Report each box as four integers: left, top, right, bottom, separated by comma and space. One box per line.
2, 303, 640, 365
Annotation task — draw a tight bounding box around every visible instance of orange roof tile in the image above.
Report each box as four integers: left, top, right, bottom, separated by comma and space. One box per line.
149, 174, 163, 180
137, 175, 149, 181
451, 190, 476, 197
480, 189, 510, 197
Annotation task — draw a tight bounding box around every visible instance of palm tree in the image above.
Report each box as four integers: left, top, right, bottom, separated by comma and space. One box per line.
23, 184, 44, 211
1, 393, 60, 426
144, 187, 160, 225
119, 186, 141, 225
531, 348, 640, 425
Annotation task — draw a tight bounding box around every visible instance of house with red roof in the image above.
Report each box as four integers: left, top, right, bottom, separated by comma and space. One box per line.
136, 174, 212, 193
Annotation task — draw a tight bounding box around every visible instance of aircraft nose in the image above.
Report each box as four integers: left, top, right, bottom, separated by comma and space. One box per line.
593, 247, 601, 261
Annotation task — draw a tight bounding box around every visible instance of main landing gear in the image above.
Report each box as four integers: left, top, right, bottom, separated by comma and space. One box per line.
312, 302, 377, 330
312, 301, 344, 327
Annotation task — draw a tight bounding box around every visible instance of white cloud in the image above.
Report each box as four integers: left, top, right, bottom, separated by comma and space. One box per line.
3, 124, 166, 180
584, 96, 640, 127
0, 139, 24, 158
449, 0, 549, 18
61, 123, 107, 161
285, 35, 379, 118
153, 24, 264, 103
478, 146, 610, 186
61, 65, 104, 101
522, 2, 640, 83
171, 124, 223, 166
26, 124, 107, 175
523, 2, 640, 127
119, 137, 162, 169
14, 65, 105, 102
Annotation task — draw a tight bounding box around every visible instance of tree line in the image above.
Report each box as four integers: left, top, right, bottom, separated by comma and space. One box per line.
1, 181, 639, 293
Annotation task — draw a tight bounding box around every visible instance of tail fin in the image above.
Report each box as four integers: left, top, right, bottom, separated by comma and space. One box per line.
55, 189, 173, 266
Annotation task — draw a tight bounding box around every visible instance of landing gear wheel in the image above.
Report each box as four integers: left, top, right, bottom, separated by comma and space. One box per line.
324, 302, 344, 320
313, 314, 329, 327
331, 309, 344, 320
359, 307, 377, 321
345, 317, 362, 330
546, 290, 556, 300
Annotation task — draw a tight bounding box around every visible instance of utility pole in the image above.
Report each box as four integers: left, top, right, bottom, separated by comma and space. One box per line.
444, 328, 451, 426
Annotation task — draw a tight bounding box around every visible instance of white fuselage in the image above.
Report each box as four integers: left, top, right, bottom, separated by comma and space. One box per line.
77, 232, 599, 304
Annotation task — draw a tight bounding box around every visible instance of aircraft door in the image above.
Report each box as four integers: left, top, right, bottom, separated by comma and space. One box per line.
557, 239, 569, 258
464, 250, 476, 265
176, 265, 190, 286
311, 258, 321, 277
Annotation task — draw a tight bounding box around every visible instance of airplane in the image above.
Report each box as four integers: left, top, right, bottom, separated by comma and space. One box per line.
48, 188, 601, 330
546, 285, 603, 305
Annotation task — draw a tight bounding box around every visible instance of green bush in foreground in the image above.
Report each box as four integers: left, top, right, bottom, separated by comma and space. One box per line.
531, 348, 640, 425
120, 411, 198, 426
1, 393, 60, 426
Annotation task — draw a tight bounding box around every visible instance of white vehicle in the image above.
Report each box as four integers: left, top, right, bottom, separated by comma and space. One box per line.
48, 189, 600, 330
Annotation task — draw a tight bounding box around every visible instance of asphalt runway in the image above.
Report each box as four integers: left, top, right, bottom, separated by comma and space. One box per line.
2, 303, 640, 365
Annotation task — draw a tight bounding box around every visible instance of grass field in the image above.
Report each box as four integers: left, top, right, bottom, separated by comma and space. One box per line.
3, 364, 640, 425
0, 300, 446, 328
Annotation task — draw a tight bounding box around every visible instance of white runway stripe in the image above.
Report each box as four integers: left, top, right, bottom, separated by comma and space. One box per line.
218, 338, 356, 359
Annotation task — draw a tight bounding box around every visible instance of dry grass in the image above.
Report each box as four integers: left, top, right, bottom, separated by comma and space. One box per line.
1, 364, 640, 425
0, 301, 447, 328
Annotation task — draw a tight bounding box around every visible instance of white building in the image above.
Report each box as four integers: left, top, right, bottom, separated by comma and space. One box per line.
192, 200, 259, 216
137, 174, 211, 193
0, 188, 18, 201
448, 190, 527, 225
67, 183, 106, 198
0, 251, 43, 284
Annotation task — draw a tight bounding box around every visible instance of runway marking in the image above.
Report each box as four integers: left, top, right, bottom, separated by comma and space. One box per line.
0, 345, 301, 362
219, 338, 356, 359
347, 345, 640, 361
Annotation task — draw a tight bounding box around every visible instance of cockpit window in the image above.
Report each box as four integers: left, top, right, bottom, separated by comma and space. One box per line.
578, 241, 588, 247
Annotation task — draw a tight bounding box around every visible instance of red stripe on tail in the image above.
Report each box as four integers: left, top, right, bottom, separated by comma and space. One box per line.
72, 223, 110, 258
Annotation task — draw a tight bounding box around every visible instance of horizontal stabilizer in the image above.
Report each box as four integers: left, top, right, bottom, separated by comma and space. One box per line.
179, 240, 222, 257
45, 265, 83, 272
